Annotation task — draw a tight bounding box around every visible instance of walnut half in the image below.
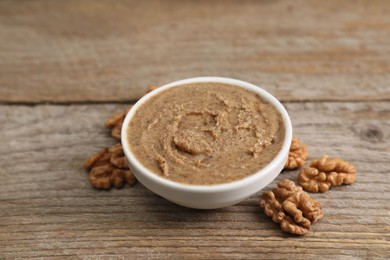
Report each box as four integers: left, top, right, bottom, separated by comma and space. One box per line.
259, 179, 324, 235
146, 85, 157, 93
83, 144, 136, 189
298, 155, 356, 193
104, 86, 158, 141
104, 105, 133, 141
284, 137, 308, 170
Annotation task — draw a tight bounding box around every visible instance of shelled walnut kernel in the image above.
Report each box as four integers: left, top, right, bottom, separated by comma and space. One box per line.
298, 155, 356, 193
284, 137, 308, 170
146, 85, 157, 93
104, 86, 158, 140
104, 105, 133, 141
83, 144, 136, 189
259, 179, 324, 235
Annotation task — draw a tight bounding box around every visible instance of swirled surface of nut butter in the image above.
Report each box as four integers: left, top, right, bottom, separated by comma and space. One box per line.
127, 83, 285, 185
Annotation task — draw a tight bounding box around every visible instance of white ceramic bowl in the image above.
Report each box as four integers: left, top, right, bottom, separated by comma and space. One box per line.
121, 77, 292, 209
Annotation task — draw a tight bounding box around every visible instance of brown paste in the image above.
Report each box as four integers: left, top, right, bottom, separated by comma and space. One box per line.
127, 82, 285, 185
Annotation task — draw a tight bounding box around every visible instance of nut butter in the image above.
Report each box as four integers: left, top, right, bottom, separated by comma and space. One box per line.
127, 82, 285, 185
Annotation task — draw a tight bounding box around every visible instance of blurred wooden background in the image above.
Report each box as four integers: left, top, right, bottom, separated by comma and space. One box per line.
0, 0, 389, 259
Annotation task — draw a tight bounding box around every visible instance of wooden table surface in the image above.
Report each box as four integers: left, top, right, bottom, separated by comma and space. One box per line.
1, 0, 389, 259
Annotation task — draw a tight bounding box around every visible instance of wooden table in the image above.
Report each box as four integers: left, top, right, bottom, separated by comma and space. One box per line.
1, 0, 389, 258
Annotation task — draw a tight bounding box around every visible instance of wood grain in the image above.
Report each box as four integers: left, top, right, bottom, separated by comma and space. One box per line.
0, 102, 389, 258
1, 0, 390, 258
1, 0, 390, 103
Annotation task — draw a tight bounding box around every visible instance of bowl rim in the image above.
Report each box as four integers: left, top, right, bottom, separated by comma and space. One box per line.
121, 77, 292, 193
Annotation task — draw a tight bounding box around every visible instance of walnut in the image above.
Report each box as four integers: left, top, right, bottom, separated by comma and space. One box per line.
104, 105, 133, 141
85, 85, 159, 188
83, 147, 110, 169
109, 143, 128, 169
298, 155, 356, 193
146, 85, 157, 93
284, 137, 308, 170
105, 86, 157, 140
259, 179, 324, 235
83, 144, 136, 189
89, 166, 136, 189
111, 123, 122, 140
